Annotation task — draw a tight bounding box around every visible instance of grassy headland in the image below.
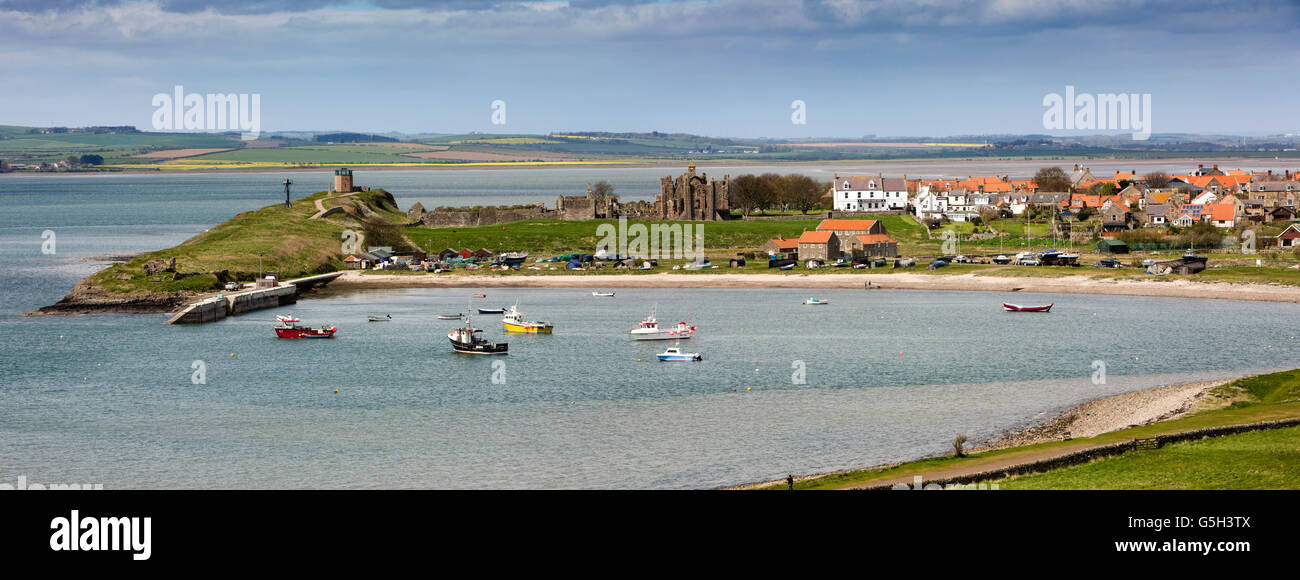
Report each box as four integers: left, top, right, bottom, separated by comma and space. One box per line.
745, 369, 1300, 490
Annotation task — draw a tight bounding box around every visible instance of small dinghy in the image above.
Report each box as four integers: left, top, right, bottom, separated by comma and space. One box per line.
436, 314, 464, 320
1003, 303, 1053, 313
477, 307, 505, 314
803, 297, 829, 305
657, 347, 701, 362
367, 315, 392, 322
592, 291, 616, 297
472, 293, 487, 298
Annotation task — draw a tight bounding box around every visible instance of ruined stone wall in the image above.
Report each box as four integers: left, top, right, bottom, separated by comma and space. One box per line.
415, 204, 551, 227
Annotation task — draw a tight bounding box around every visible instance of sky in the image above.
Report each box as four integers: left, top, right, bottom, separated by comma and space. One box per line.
1, 0, 1298, 138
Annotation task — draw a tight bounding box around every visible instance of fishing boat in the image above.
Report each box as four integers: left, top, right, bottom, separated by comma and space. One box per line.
501, 302, 554, 334
274, 314, 337, 339
477, 307, 505, 314
993, 255, 1011, 265
803, 297, 829, 305
367, 315, 391, 322
1003, 303, 1053, 313
436, 314, 464, 320
629, 305, 695, 340
779, 263, 795, 271
657, 347, 701, 362
592, 291, 616, 297
448, 311, 507, 355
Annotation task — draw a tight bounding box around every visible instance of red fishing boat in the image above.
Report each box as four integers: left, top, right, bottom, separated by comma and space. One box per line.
274, 314, 337, 338
1003, 303, 1053, 313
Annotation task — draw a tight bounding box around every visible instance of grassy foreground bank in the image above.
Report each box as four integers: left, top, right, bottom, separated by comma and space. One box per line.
749, 369, 1300, 490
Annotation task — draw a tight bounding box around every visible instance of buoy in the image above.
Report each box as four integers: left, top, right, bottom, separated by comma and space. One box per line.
334, 389, 339, 394
637, 359, 641, 362
230, 353, 236, 358
746, 387, 752, 391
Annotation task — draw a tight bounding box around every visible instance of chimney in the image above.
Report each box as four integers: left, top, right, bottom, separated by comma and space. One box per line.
1198, 164, 1204, 169
1213, 165, 1218, 171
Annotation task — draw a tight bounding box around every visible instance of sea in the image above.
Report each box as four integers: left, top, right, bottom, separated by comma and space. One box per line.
2, 162, 1298, 489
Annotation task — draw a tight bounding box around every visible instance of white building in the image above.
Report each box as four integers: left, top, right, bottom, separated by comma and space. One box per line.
831, 173, 908, 211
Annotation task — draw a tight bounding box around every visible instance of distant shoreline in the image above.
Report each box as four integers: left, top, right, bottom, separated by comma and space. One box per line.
6, 155, 1300, 177
323, 270, 1300, 303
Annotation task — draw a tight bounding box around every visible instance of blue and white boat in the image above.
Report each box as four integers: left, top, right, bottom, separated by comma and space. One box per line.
803, 297, 829, 305
657, 347, 701, 362
477, 307, 505, 314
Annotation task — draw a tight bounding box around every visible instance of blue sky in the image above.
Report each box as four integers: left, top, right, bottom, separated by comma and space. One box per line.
1, 0, 1297, 137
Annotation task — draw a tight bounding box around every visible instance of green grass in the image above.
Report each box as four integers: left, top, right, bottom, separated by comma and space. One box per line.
752, 368, 1300, 490
88, 189, 407, 294
995, 425, 1300, 490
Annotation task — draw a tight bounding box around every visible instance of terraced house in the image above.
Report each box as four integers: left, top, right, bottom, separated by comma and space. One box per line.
814, 219, 898, 258
830, 173, 908, 211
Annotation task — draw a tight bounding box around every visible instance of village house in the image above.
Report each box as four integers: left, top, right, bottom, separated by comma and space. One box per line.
852, 233, 899, 258
1252, 181, 1299, 208
1203, 203, 1238, 228
797, 230, 839, 261
830, 173, 909, 211
1277, 224, 1300, 248
761, 236, 799, 260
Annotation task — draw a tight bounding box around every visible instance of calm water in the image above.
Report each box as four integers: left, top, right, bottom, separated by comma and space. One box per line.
2, 167, 1298, 488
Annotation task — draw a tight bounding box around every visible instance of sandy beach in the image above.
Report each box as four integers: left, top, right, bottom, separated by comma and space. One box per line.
327, 270, 1300, 303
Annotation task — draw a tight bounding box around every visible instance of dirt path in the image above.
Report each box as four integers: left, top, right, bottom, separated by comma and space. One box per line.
309, 191, 362, 219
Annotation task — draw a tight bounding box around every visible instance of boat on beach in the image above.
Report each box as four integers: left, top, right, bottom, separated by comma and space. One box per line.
448, 311, 508, 355
501, 302, 554, 334
657, 346, 701, 362
629, 305, 695, 340
274, 314, 337, 338
1003, 303, 1053, 313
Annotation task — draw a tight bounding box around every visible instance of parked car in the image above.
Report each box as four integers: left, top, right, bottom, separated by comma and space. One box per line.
224, 282, 239, 291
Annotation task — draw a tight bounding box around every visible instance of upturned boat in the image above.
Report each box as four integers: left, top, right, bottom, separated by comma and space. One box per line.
274, 314, 337, 339
657, 347, 701, 362
629, 305, 695, 340
1003, 303, 1053, 313
501, 302, 553, 334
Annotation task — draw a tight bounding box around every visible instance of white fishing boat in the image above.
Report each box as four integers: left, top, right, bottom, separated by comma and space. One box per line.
629, 305, 695, 340
803, 297, 829, 305
592, 291, 616, 297
657, 346, 701, 362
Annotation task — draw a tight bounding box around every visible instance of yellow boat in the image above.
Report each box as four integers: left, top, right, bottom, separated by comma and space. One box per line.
501, 302, 554, 334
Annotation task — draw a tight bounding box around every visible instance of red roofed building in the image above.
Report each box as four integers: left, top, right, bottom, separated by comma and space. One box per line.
797, 230, 839, 260
762, 236, 800, 259
1203, 203, 1238, 228
817, 219, 887, 255
853, 233, 899, 258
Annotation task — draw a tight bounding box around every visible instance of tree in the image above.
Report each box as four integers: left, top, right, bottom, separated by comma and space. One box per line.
1142, 171, 1171, 190
1033, 166, 1071, 192
729, 174, 775, 215
79, 154, 104, 166
777, 174, 824, 214
755, 173, 783, 213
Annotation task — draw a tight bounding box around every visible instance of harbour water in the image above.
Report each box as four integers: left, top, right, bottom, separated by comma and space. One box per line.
2, 168, 1297, 488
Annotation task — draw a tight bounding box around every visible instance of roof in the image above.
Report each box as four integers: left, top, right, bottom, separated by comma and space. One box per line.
855, 234, 897, 245
835, 175, 906, 191
1277, 225, 1300, 240
817, 219, 878, 232
798, 231, 834, 244
767, 237, 799, 249
1098, 239, 1128, 247
1205, 203, 1236, 222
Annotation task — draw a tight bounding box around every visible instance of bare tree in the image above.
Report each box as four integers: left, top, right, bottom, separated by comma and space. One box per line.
1141, 171, 1171, 190
1033, 166, 1071, 192
778, 174, 824, 214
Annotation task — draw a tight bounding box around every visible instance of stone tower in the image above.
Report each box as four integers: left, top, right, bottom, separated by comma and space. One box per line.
333, 167, 354, 194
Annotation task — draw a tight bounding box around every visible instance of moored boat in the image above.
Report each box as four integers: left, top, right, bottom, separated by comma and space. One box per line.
1003, 303, 1053, 313
367, 314, 391, 322
629, 305, 695, 340
448, 311, 508, 355
477, 307, 505, 314
501, 302, 553, 334
436, 314, 464, 320
592, 291, 616, 297
274, 314, 337, 338
803, 297, 829, 305
657, 346, 701, 362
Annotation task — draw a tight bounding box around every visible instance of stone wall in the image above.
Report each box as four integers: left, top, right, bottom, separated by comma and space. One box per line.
416, 204, 551, 227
